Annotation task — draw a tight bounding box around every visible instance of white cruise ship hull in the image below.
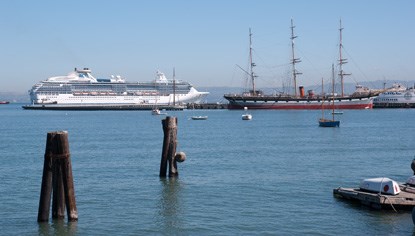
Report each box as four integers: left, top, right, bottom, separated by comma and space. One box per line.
32, 88, 207, 105
373, 84, 415, 108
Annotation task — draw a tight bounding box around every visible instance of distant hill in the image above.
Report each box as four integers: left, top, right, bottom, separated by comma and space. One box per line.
0, 91, 28, 103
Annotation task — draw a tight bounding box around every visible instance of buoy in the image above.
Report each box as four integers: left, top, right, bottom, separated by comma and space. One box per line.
175, 152, 186, 163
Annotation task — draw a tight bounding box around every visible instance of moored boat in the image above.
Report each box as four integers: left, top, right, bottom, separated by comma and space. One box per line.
373, 83, 415, 108
319, 66, 340, 127
0, 101, 9, 104
319, 119, 340, 127
241, 107, 252, 120
242, 114, 252, 120
152, 108, 167, 115
191, 116, 208, 120
23, 68, 209, 110
224, 20, 377, 110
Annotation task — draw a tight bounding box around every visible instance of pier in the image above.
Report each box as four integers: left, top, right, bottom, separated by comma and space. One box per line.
22, 104, 187, 111
186, 103, 228, 109
333, 158, 415, 211
333, 186, 415, 210
22, 103, 228, 110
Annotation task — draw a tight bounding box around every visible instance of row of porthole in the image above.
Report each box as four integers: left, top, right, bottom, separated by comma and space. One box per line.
374, 97, 398, 101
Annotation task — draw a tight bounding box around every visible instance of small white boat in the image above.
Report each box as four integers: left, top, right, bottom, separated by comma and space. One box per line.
152, 108, 161, 115
242, 107, 252, 120
359, 177, 401, 195
152, 108, 167, 115
191, 116, 208, 120
242, 114, 252, 120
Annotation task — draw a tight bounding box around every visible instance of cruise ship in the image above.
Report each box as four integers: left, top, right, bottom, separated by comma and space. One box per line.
374, 83, 415, 108
23, 68, 209, 110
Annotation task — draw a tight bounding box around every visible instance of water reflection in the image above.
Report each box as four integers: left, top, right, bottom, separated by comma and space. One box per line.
157, 178, 183, 232
38, 219, 77, 236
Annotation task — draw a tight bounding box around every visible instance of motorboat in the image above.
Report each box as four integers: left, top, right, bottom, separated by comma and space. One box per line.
242, 114, 252, 120
152, 108, 161, 115
191, 116, 208, 120
242, 107, 252, 120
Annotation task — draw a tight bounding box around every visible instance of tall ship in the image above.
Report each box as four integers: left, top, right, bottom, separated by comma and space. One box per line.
374, 83, 415, 108
224, 20, 377, 110
23, 68, 209, 110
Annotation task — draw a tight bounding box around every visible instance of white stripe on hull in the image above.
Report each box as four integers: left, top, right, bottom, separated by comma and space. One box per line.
34, 92, 208, 105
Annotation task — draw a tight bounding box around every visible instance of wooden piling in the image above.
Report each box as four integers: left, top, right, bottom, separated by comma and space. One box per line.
37, 133, 54, 222
159, 116, 186, 177
61, 148, 78, 221
52, 157, 65, 219
37, 131, 78, 222
160, 117, 177, 177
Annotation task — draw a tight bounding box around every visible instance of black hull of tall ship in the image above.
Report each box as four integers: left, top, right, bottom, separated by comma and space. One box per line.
224, 95, 374, 110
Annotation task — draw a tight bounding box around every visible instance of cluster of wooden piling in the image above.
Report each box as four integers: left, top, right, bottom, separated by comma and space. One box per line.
38, 131, 78, 222
187, 103, 228, 109
37, 116, 185, 223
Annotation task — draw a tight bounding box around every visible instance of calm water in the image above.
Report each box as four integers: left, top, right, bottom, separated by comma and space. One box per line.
1, 104, 415, 235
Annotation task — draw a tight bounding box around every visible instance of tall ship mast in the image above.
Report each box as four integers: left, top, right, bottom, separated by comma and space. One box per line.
338, 19, 350, 97
223, 20, 378, 110
249, 28, 257, 96
290, 19, 302, 97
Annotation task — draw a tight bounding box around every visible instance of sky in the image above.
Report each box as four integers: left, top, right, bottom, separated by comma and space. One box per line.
0, 0, 414, 93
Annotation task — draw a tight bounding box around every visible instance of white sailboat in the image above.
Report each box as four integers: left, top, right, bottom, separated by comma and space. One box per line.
242, 107, 252, 120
